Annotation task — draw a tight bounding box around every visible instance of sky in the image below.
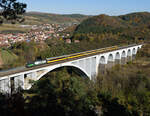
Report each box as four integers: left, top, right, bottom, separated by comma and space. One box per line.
19, 0, 150, 15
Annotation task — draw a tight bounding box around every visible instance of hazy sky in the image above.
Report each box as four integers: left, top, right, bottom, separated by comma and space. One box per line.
19, 0, 150, 15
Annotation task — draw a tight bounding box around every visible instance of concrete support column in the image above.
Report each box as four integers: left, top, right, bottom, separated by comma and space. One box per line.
115, 58, 121, 64
99, 60, 107, 74
0, 80, 4, 93
99, 55, 107, 74
106, 61, 115, 69
127, 56, 132, 62
127, 49, 132, 62
99, 64, 106, 74
14, 74, 24, 90
24, 73, 32, 90
132, 54, 136, 60
91, 57, 96, 80
89, 58, 92, 79
95, 56, 100, 77
0, 79, 6, 93
0, 78, 11, 94
24, 72, 38, 89
115, 52, 121, 65
121, 57, 127, 65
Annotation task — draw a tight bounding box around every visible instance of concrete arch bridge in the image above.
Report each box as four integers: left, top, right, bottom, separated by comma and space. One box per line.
0, 44, 143, 93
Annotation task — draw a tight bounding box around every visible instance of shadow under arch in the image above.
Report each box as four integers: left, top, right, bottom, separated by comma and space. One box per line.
27, 65, 90, 90
28, 66, 89, 92
36, 64, 90, 82
50, 66, 88, 78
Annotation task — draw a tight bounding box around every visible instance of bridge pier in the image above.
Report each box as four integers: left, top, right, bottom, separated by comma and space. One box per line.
106, 61, 115, 69
115, 51, 121, 65
98, 64, 106, 74
132, 54, 136, 60
115, 59, 121, 64
24, 72, 37, 90
121, 57, 127, 65
91, 57, 97, 79
127, 56, 132, 62
13, 75, 24, 91
85, 58, 91, 77
0, 78, 11, 94
99, 55, 108, 74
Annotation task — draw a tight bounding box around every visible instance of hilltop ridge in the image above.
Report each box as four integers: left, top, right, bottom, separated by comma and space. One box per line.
74, 12, 150, 42
23, 12, 89, 25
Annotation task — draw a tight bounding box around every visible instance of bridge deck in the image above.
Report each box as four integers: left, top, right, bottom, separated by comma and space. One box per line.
0, 44, 140, 77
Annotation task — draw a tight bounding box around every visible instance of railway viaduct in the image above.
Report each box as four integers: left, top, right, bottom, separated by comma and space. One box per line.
0, 44, 143, 93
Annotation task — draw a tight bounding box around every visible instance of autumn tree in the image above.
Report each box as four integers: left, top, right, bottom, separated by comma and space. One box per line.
0, 0, 26, 24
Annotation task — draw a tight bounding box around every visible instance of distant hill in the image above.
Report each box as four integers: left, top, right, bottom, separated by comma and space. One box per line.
23, 12, 89, 25
119, 12, 150, 27
74, 12, 150, 42
0, 12, 89, 33
74, 14, 127, 34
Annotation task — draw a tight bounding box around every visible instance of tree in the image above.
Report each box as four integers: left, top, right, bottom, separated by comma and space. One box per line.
98, 92, 132, 116
26, 68, 98, 116
0, 0, 26, 24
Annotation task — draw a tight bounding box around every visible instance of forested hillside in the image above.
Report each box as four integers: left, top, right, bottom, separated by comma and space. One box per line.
73, 12, 150, 43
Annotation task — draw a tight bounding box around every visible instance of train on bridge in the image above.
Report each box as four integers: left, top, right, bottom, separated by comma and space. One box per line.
0, 44, 142, 93
26, 46, 119, 68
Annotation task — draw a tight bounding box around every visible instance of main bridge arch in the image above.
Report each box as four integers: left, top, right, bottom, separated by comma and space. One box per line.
26, 64, 91, 89
37, 64, 90, 81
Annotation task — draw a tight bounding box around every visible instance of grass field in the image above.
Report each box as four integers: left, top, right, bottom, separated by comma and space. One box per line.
0, 49, 18, 65
0, 24, 30, 33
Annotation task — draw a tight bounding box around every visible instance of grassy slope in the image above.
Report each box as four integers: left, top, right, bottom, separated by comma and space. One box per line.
0, 24, 30, 33
0, 52, 3, 67
0, 49, 18, 65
